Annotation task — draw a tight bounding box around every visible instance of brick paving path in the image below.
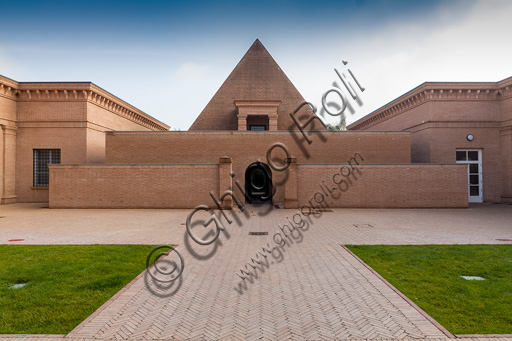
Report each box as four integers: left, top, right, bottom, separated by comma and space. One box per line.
1, 203, 511, 340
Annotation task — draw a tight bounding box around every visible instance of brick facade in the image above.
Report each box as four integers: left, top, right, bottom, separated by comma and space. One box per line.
348, 77, 512, 203
0, 76, 19, 204
0, 75, 169, 204
2, 39, 486, 209
49, 162, 468, 209
102, 130, 411, 205
296, 164, 467, 208
49, 164, 218, 208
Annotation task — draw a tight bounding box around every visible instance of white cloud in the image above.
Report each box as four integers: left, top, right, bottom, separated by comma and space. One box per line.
343, 0, 512, 123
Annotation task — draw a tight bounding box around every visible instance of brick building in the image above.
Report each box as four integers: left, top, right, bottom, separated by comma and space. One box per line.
4, 39, 505, 209
348, 77, 512, 204
0, 76, 169, 204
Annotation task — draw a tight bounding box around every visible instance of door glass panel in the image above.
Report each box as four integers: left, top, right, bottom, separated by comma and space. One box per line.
470, 175, 479, 185
469, 164, 478, 174
468, 151, 478, 161
456, 151, 466, 161
470, 186, 479, 196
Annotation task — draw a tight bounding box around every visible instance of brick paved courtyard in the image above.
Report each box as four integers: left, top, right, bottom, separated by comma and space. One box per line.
1, 203, 511, 340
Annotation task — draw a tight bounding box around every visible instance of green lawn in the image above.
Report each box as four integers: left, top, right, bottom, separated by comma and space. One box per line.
0, 245, 165, 334
347, 244, 512, 335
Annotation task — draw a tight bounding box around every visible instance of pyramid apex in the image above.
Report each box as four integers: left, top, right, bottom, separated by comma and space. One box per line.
189, 39, 325, 131
249, 39, 265, 50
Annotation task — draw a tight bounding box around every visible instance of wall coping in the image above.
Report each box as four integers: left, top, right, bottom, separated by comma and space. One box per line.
49, 163, 465, 168
297, 163, 466, 166
50, 163, 218, 167
106, 130, 410, 135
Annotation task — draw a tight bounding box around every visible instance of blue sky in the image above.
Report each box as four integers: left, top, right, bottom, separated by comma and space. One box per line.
1, 0, 511, 129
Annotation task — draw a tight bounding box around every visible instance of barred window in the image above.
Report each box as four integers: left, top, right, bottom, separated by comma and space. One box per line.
33, 149, 61, 187
249, 125, 266, 131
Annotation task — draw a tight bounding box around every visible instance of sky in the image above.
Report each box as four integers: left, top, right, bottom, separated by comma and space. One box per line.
1, 0, 511, 129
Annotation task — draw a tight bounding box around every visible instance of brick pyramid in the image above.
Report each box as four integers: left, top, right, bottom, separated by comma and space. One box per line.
189, 39, 325, 131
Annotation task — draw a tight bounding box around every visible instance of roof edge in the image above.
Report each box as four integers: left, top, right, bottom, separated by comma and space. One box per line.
0, 74, 169, 131
348, 76, 512, 131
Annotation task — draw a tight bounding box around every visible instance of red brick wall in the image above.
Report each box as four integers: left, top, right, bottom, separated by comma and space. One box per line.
0, 81, 18, 203
501, 94, 512, 124
105, 131, 410, 204
85, 102, 157, 165
49, 164, 219, 208
16, 126, 88, 203
16, 100, 87, 122
49, 162, 468, 209
0, 85, 18, 123
500, 95, 512, 201
106, 131, 410, 164
297, 164, 468, 208
428, 126, 501, 202
353, 95, 504, 202
431, 100, 501, 122
15, 99, 88, 202
410, 128, 430, 163
86, 128, 107, 164
12, 82, 166, 203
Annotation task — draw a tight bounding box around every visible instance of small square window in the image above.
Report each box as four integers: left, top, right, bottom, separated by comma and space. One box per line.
467, 151, 478, 161
456, 151, 466, 161
250, 125, 266, 131
33, 149, 61, 187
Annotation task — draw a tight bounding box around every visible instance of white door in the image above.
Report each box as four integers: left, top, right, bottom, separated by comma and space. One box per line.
456, 150, 483, 203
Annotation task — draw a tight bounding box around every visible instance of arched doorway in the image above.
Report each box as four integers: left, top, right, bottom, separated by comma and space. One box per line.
245, 162, 272, 204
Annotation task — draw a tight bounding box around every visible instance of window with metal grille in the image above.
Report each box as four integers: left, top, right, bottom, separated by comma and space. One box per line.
249, 125, 266, 131
33, 149, 61, 187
